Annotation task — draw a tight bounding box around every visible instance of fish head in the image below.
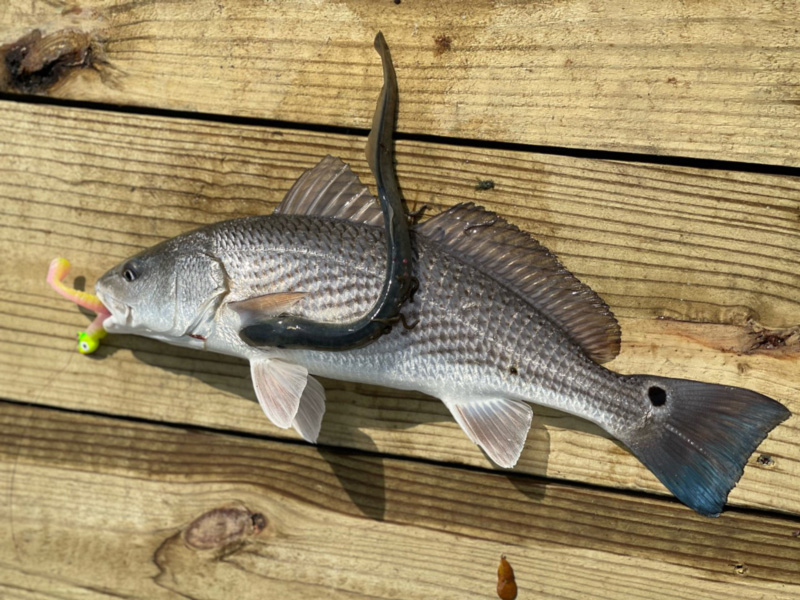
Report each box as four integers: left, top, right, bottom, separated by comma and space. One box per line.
96, 237, 228, 341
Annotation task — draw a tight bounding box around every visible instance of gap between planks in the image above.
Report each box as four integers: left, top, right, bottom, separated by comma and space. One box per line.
0, 391, 787, 525
2, 92, 800, 180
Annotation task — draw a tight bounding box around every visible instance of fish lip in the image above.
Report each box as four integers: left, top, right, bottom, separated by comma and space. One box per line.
95, 289, 131, 331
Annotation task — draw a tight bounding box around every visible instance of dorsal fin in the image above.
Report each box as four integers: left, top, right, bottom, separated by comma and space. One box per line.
274, 155, 383, 226
417, 203, 620, 363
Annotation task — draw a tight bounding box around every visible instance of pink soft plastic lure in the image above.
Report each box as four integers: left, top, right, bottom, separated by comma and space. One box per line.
47, 257, 111, 354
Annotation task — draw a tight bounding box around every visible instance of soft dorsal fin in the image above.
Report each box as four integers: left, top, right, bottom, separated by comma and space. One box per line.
274, 155, 383, 226
417, 203, 620, 363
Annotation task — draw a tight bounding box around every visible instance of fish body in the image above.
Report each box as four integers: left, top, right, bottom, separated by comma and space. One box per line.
95, 157, 790, 517
109, 213, 605, 409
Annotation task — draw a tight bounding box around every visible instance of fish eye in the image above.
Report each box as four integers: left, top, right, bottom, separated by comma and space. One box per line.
122, 262, 139, 282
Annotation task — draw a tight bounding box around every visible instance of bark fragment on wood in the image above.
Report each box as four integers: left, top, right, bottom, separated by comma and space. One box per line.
0, 28, 95, 93
0, 10, 106, 94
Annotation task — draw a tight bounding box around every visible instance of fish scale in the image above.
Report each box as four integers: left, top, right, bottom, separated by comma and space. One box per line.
205, 214, 629, 431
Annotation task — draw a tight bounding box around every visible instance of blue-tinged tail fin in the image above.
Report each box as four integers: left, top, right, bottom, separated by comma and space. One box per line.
622, 376, 790, 516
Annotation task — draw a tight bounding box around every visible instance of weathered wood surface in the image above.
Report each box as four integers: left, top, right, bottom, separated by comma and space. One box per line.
1, 401, 799, 600
1, 100, 797, 515
1, 1, 800, 166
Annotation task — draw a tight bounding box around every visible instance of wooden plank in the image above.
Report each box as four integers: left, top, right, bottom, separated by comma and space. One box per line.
1, 1, 800, 165
1, 401, 799, 600
0, 100, 798, 514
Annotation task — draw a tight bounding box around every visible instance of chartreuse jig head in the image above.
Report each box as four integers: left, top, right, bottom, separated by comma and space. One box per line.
47, 257, 110, 354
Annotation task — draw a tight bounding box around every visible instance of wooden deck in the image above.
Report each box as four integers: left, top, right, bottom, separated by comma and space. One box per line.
1, 1, 799, 598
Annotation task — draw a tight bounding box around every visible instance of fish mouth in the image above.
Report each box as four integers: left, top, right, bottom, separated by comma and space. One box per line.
95, 289, 132, 332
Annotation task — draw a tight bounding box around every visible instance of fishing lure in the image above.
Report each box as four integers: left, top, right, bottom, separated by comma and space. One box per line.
47, 257, 110, 354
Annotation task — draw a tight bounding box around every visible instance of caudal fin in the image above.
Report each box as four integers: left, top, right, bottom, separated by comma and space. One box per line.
622, 376, 790, 516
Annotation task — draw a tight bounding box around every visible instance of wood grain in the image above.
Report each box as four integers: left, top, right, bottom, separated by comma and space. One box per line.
1, 1, 800, 165
1, 401, 799, 600
0, 100, 798, 514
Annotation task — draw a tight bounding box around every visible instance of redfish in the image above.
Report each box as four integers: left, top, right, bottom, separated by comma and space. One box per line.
95, 153, 789, 516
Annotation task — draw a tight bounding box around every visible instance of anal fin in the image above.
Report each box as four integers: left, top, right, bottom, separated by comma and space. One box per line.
250, 358, 308, 428
443, 397, 533, 468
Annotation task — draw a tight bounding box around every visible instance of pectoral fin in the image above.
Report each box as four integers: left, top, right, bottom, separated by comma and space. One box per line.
250, 358, 308, 428
292, 375, 326, 443
444, 397, 533, 468
230, 292, 307, 323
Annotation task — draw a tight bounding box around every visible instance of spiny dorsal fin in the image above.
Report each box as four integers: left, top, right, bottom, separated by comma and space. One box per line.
274, 155, 383, 226
417, 203, 620, 363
